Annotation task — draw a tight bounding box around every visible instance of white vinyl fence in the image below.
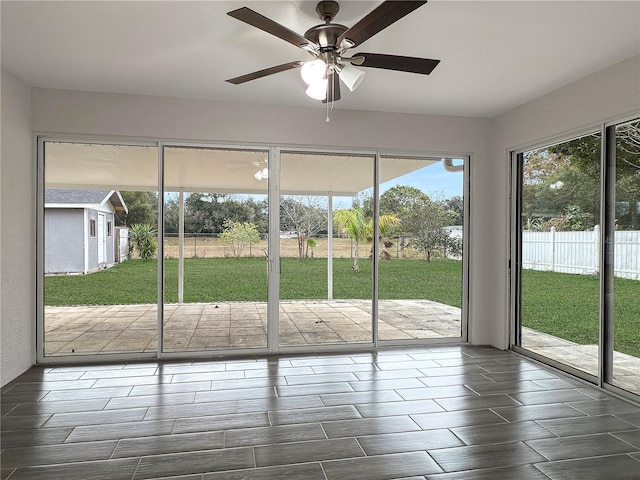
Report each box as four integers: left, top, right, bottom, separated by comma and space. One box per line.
523, 227, 640, 280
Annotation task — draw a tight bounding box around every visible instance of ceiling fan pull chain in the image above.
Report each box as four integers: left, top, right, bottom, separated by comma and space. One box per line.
326, 76, 331, 122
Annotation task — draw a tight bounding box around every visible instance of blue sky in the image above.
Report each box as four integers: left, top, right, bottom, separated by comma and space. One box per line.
330, 160, 463, 209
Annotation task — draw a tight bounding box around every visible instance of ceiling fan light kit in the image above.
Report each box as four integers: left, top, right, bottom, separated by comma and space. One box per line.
227, 0, 439, 112
336, 63, 365, 92
306, 79, 329, 101
300, 59, 327, 85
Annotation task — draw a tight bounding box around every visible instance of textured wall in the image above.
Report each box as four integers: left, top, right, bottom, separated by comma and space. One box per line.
1, 69, 35, 386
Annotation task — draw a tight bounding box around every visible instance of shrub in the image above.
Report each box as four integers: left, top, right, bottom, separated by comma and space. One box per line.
130, 223, 157, 259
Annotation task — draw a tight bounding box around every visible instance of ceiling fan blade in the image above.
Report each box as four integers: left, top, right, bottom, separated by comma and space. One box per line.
226, 61, 303, 85
354, 52, 440, 75
337, 1, 428, 49
228, 7, 314, 50
323, 71, 341, 103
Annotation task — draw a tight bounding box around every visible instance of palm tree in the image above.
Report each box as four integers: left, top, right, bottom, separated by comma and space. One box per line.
333, 207, 399, 271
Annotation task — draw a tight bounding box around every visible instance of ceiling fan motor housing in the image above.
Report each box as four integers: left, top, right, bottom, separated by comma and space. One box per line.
304, 23, 347, 50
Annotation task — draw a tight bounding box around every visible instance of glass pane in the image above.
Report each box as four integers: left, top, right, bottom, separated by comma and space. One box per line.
520, 132, 601, 376
612, 119, 640, 394
43, 142, 158, 356
279, 152, 374, 346
162, 147, 269, 352
377, 157, 464, 341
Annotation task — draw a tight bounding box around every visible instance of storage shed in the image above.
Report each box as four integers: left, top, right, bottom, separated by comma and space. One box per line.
44, 189, 128, 274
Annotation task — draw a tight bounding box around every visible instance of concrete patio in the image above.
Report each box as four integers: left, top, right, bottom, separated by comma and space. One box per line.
44, 299, 462, 355
44, 300, 639, 394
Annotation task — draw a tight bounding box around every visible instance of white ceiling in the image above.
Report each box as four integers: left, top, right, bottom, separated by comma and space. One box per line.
2, 1, 639, 118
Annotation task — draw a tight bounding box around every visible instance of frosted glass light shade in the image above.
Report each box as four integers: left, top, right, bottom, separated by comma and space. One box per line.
301, 59, 326, 85
306, 79, 327, 101
338, 63, 365, 92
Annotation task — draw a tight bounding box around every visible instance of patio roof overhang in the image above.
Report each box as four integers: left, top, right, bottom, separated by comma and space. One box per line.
44, 142, 440, 196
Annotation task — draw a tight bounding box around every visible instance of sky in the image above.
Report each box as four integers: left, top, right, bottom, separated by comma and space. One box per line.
327, 159, 464, 210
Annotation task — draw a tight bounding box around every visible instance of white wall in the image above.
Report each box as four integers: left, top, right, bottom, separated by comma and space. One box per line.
490, 54, 640, 349
1, 69, 35, 385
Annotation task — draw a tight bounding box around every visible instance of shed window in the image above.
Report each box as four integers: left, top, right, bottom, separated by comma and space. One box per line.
107, 221, 112, 236
90, 219, 96, 237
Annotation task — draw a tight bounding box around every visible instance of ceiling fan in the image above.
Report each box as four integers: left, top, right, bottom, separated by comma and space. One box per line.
226, 0, 440, 103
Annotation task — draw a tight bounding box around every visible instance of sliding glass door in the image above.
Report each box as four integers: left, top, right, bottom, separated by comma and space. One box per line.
278, 151, 375, 347
518, 131, 601, 377
612, 120, 640, 394
377, 156, 465, 342
162, 146, 269, 353
41, 141, 158, 357
39, 139, 469, 361
514, 118, 640, 397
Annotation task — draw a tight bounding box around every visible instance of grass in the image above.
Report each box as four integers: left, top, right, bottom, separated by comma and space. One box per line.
45, 257, 462, 306
45, 258, 638, 356
522, 270, 639, 357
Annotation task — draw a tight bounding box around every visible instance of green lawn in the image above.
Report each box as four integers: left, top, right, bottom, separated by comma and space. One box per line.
521, 269, 639, 357
44, 258, 462, 306
45, 258, 639, 356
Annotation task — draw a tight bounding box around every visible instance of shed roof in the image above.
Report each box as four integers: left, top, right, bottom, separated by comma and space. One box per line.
45, 189, 128, 214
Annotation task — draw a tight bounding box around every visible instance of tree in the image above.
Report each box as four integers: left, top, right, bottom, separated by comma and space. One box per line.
544, 204, 594, 231
333, 207, 399, 271
438, 196, 463, 226
164, 196, 180, 234
379, 186, 428, 251
280, 196, 327, 258
403, 196, 460, 261
539, 121, 640, 230
184, 193, 267, 234
116, 191, 157, 227
219, 219, 260, 258
522, 146, 600, 231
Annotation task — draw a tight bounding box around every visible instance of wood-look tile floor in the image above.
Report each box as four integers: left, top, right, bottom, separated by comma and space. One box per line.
2, 346, 640, 480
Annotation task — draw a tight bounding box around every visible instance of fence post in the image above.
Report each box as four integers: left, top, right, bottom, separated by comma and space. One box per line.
550, 227, 556, 271
594, 225, 600, 272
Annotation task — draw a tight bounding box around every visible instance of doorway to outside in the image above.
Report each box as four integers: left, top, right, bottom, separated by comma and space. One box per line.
512, 119, 640, 398
39, 140, 468, 361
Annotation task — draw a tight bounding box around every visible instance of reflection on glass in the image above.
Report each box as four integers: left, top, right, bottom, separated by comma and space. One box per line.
162, 147, 268, 352
279, 152, 374, 346
377, 157, 464, 341
520, 132, 601, 376
612, 120, 640, 394
43, 142, 158, 356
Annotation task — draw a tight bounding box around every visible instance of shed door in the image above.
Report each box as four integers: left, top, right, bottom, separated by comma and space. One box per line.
98, 213, 106, 264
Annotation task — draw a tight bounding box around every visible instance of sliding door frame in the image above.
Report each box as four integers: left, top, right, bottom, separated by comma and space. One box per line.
510, 114, 640, 402
36, 136, 161, 364
36, 135, 471, 363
